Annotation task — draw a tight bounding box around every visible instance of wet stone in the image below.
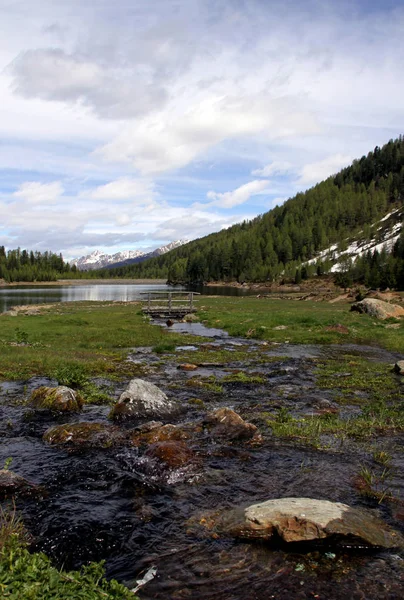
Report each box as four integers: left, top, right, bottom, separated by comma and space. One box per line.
109, 378, 179, 421
29, 386, 83, 413
177, 364, 199, 371
203, 407, 262, 443
145, 441, 196, 468
43, 422, 128, 450
0, 469, 42, 498
128, 423, 192, 447
393, 360, 404, 375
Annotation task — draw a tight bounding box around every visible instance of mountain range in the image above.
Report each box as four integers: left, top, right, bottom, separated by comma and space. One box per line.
71, 240, 189, 271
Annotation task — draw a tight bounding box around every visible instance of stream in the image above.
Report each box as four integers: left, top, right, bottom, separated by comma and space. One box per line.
1, 322, 404, 599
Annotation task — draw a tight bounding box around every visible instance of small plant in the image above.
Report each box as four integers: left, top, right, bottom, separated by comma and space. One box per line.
53, 363, 88, 388
3, 457, 13, 471
276, 407, 293, 423
14, 327, 29, 344
372, 450, 392, 467
152, 342, 176, 354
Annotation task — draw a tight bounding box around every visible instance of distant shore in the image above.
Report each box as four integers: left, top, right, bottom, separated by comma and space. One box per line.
0, 278, 168, 287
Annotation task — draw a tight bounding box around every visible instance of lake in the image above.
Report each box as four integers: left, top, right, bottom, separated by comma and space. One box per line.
0, 282, 254, 313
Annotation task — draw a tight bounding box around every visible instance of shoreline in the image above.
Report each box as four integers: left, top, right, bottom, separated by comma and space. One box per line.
0, 278, 168, 287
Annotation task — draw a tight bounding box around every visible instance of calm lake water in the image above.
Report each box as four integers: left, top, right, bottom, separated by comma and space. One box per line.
0, 283, 253, 313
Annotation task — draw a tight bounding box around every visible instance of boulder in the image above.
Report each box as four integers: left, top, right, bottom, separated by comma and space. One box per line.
29, 386, 83, 412
351, 298, 404, 320
145, 441, 195, 468
209, 497, 404, 549
203, 407, 261, 443
43, 422, 127, 450
109, 378, 179, 421
393, 360, 404, 375
0, 469, 42, 498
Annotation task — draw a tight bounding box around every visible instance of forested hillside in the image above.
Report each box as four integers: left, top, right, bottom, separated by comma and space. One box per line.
100, 137, 404, 288
0, 247, 75, 282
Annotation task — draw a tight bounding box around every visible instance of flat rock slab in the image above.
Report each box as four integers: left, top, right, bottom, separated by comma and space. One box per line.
208, 497, 404, 550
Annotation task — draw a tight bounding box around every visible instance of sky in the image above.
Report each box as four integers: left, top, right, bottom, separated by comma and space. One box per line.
1, 0, 404, 260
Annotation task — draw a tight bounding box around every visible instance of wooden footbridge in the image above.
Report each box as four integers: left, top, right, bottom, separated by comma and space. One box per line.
140, 291, 200, 318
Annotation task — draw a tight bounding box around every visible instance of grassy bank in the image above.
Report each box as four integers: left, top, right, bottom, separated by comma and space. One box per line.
197, 296, 403, 352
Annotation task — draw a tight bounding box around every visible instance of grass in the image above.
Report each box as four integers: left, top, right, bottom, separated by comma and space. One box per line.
196, 296, 403, 351
0, 302, 196, 382
0, 505, 138, 599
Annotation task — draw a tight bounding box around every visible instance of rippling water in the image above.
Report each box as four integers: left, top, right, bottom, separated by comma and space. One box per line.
1, 337, 404, 599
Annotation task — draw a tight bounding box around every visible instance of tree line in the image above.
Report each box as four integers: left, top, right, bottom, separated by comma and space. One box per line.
98, 137, 404, 289
0, 247, 76, 282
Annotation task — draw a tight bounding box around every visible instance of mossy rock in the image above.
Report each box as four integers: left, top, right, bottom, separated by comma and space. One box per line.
29, 386, 83, 413
43, 422, 127, 450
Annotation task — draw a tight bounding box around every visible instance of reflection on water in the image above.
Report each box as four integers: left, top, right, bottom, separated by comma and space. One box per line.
0, 284, 182, 313
0, 283, 257, 313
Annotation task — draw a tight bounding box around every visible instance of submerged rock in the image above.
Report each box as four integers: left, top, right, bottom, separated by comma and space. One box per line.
0, 469, 42, 498
145, 441, 195, 468
109, 378, 179, 421
203, 407, 261, 443
43, 422, 127, 449
129, 423, 191, 447
350, 299, 404, 320
29, 386, 83, 412
207, 497, 404, 550
177, 363, 198, 371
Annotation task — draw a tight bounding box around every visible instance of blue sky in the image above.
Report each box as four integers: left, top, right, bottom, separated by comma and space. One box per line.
0, 0, 403, 260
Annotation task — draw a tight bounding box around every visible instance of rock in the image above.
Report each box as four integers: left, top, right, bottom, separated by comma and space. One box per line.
273, 325, 288, 330
203, 407, 261, 443
351, 299, 404, 320
109, 378, 179, 421
212, 497, 404, 549
166, 319, 174, 327
29, 386, 83, 412
145, 441, 195, 468
43, 422, 127, 449
129, 423, 191, 447
0, 469, 42, 498
177, 363, 198, 371
393, 360, 404, 375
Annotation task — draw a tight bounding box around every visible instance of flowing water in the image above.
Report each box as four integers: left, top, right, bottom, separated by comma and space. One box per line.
1, 325, 404, 599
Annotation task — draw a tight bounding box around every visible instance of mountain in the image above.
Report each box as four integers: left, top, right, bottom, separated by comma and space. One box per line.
72, 240, 189, 271
101, 137, 404, 289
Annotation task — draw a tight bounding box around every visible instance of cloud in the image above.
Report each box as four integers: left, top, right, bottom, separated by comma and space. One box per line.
13, 181, 63, 205
298, 154, 352, 187
8, 48, 168, 119
252, 161, 292, 177
99, 95, 319, 174
205, 179, 270, 209
89, 177, 155, 201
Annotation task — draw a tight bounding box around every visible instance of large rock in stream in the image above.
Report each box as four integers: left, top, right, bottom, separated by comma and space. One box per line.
109, 379, 179, 421
29, 386, 83, 412
350, 298, 404, 320
201, 498, 404, 550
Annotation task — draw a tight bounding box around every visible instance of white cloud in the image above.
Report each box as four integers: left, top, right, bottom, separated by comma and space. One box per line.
89, 177, 155, 201
13, 181, 63, 205
252, 161, 293, 177
205, 179, 270, 209
298, 154, 352, 187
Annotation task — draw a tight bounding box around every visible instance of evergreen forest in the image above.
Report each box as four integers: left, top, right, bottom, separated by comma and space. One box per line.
1, 137, 404, 288
98, 137, 404, 289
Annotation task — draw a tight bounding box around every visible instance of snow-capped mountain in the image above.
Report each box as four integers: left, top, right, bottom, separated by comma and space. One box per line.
71, 240, 189, 271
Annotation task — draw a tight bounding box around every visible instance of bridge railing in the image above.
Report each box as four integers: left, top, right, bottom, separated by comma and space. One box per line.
139, 291, 200, 316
